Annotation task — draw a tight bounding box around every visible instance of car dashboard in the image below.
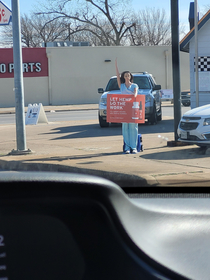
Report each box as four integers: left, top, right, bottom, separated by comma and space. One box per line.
0, 171, 209, 280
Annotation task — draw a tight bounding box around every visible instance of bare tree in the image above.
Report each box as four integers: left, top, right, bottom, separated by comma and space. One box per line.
29, 14, 68, 46
128, 8, 171, 46
1, 24, 13, 47
0, 2, 189, 48
35, 0, 136, 46
21, 14, 38, 47
1, 13, 68, 47
203, 5, 210, 15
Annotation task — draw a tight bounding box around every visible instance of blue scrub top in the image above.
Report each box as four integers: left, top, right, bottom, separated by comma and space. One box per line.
120, 83, 138, 94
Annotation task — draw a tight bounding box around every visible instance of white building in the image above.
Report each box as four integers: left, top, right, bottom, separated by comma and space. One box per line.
180, 9, 210, 108
0, 45, 190, 108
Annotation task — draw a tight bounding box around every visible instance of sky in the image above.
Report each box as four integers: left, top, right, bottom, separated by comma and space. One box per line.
1, 0, 210, 33
132, 0, 210, 32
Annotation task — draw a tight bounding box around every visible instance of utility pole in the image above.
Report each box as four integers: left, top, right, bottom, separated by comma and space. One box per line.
10, 0, 31, 155
194, 0, 199, 107
170, 0, 181, 143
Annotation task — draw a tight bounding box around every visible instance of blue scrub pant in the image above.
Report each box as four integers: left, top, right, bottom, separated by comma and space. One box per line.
122, 123, 138, 151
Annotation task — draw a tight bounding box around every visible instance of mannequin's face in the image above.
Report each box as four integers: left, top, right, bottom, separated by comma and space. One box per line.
124, 72, 131, 81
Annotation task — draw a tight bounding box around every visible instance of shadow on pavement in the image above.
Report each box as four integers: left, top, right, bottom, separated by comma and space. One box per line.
141, 146, 210, 161
43, 123, 121, 140
41, 119, 175, 140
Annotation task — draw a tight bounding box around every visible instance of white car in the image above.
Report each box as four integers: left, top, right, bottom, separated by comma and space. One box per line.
177, 104, 210, 147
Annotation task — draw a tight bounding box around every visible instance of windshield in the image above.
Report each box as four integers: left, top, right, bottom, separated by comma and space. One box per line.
105, 78, 120, 91
1, 0, 210, 191
133, 76, 151, 89
105, 76, 151, 92
2, 2, 210, 280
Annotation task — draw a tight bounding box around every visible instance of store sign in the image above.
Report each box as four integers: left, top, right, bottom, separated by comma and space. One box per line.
0, 48, 48, 78
0, 62, 42, 73
107, 94, 145, 123
0, 1, 12, 25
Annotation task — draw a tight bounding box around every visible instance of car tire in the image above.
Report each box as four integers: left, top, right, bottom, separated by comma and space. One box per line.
196, 145, 209, 155
99, 114, 109, 127
196, 145, 208, 149
182, 102, 190, 107
148, 104, 157, 125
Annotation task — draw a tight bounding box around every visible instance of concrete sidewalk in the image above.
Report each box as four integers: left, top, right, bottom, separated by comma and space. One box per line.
0, 103, 209, 187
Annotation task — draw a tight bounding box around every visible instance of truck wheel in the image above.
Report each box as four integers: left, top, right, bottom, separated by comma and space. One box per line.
182, 101, 190, 107
149, 104, 157, 125
99, 114, 109, 127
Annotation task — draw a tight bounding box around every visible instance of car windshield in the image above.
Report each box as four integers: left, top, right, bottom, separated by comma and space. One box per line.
105, 76, 151, 92
1, 1, 210, 192
133, 76, 151, 89
105, 78, 120, 91
2, 2, 210, 280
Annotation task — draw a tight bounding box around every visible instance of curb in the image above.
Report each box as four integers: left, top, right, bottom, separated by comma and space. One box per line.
0, 105, 99, 115
0, 101, 173, 115
0, 159, 149, 188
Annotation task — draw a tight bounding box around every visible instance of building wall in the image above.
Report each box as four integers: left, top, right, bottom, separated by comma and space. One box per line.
189, 20, 210, 108
46, 45, 189, 105
0, 77, 49, 108
0, 48, 49, 107
0, 46, 190, 107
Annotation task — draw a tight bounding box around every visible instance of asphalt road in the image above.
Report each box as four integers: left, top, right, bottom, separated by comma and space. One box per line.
0, 105, 191, 125
0, 110, 98, 124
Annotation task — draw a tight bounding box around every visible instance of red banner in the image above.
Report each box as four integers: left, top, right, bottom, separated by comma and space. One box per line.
107, 94, 145, 123
0, 48, 48, 78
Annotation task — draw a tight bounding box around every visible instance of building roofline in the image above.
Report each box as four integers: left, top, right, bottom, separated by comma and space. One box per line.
180, 9, 210, 53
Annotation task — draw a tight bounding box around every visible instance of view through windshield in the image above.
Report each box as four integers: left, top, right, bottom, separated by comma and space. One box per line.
0, 0, 210, 188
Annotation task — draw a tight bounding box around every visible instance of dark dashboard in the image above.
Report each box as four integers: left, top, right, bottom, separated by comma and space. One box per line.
0, 171, 208, 280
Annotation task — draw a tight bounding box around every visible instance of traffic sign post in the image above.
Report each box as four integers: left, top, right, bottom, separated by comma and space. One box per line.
0, 1, 12, 25
6, 0, 32, 155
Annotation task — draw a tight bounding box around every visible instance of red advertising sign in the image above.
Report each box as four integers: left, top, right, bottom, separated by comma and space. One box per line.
0, 48, 48, 78
107, 94, 145, 123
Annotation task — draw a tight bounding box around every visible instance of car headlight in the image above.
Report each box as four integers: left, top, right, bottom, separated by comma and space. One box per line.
100, 98, 107, 106
203, 118, 210, 126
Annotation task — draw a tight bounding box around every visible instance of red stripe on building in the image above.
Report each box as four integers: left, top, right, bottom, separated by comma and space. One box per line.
0, 48, 48, 78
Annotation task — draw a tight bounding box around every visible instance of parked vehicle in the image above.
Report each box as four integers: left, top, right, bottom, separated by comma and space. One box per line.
181, 90, 191, 106
177, 104, 210, 148
98, 73, 162, 127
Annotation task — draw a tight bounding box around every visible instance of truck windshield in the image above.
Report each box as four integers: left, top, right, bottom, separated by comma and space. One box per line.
105, 76, 151, 92
133, 76, 151, 89
105, 78, 120, 91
